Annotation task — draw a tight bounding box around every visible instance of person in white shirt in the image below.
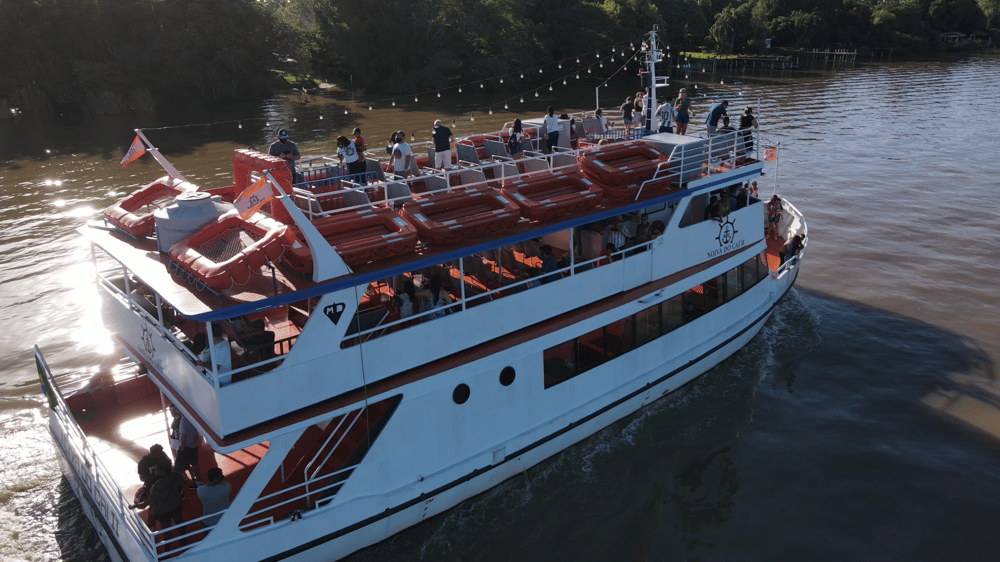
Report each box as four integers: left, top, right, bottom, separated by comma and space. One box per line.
198, 322, 232, 386
657, 97, 676, 134
543, 106, 560, 153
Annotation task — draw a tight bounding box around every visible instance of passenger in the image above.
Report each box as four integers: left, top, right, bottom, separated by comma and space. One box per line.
198, 322, 232, 385
352, 127, 366, 160
131, 460, 186, 545
268, 129, 300, 175
656, 96, 675, 134
729, 184, 746, 211
336, 135, 367, 185
384, 130, 402, 156
508, 119, 525, 159
705, 100, 729, 137
718, 115, 737, 135
780, 234, 804, 264
740, 107, 758, 154
540, 245, 560, 283
395, 280, 418, 322
231, 315, 276, 361
390, 146, 409, 178
718, 190, 731, 217
168, 404, 182, 459
188, 332, 208, 357
420, 274, 452, 320
634, 214, 653, 245
766, 195, 783, 240
543, 106, 560, 153
674, 89, 692, 135
620, 97, 634, 135
525, 268, 543, 289
684, 299, 699, 321
632, 94, 644, 133
569, 118, 580, 148
196, 467, 232, 527
598, 243, 615, 266
137, 444, 171, 488
390, 131, 414, 175
748, 180, 759, 198
603, 216, 632, 251
595, 108, 609, 133
174, 407, 202, 489
432, 120, 454, 169
704, 195, 722, 223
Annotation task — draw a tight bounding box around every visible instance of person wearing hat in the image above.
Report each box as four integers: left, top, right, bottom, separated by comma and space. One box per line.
196, 467, 232, 527
137, 444, 171, 488
432, 120, 453, 169
268, 129, 300, 175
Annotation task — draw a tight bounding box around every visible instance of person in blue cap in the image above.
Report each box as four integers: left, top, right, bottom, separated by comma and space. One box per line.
268, 129, 300, 174
705, 100, 729, 137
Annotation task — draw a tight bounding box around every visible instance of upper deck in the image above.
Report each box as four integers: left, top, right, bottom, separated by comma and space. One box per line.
88, 119, 783, 446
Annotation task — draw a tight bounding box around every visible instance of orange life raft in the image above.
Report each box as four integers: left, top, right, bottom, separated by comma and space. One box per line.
501, 169, 603, 222
401, 187, 520, 245
578, 142, 672, 201
285, 207, 419, 273
168, 214, 294, 292
104, 177, 191, 238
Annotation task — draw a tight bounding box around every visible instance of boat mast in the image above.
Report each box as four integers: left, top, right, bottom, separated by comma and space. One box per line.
645, 26, 665, 133
135, 128, 187, 182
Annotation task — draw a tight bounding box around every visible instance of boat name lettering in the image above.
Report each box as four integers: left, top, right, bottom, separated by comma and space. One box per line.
324, 302, 347, 325
707, 238, 746, 259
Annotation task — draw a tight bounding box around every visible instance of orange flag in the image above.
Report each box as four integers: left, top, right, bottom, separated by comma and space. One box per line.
764, 147, 778, 162
234, 176, 275, 219
120, 135, 147, 167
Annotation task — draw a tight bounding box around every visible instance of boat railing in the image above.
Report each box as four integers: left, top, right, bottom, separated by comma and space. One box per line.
35, 346, 162, 560
240, 462, 360, 532
341, 236, 658, 346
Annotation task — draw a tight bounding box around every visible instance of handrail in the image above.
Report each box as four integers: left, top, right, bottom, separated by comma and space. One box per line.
301, 410, 353, 483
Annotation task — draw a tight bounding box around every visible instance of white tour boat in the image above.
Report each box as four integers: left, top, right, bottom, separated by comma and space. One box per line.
35, 29, 807, 562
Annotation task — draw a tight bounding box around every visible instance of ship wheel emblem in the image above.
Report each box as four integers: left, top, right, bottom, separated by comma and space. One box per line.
716, 217, 738, 247
247, 194, 262, 206
141, 324, 156, 358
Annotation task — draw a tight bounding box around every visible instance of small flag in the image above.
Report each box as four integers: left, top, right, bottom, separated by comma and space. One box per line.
764, 147, 778, 162
121, 135, 147, 167
234, 176, 275, 219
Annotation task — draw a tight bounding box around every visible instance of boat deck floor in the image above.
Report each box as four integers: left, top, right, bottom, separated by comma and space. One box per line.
70, 378, 264, 539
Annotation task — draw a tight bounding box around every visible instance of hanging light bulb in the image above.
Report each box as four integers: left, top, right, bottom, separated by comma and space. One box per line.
539, 67, 543, 73
520, 96, 524, 103
293, 117, 297, 122
452, 120, 456, 127
266, 121, 269, 126
319, 113, 323, 120
558, 63, 562, 69
392, 99, 396, 106
587, 68, 592, 74
549, 84, 553, 91
596, 52, 600, 58
621, 51, 625, 57
471, 113, 475, 121
504, 102, 509, 109
500, 77, 504, 84
535, 91, 539, 97
458, 86, 462, 93
238, 122, 242, 129
368, 105, 373, 110
563, 79, 567, 85
600, 61, 604, 68
411, 132, 414, 141
415, 95, 419, 102
480, 83, 484, 89
576, 57, 580, 63
489, 108, 493, 115
611, 56, 615, 62
575, 73, 580, 79
721, 79, 725, 84
437, 91, 441, 98
344, 108, 348, 114
630, 42, 635, 49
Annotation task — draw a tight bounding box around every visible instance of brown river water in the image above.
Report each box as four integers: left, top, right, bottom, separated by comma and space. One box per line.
1, 54, 999, 561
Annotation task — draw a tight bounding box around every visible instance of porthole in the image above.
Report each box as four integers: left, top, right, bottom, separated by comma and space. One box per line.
453, 383, 470, 404
499, 366, 516, 386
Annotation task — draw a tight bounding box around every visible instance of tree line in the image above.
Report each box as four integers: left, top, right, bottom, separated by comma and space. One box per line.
2, 0, 997, 116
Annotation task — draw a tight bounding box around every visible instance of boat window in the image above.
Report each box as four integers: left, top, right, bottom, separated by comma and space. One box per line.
703, 277, 723, 313
499, 366, 516, 386
757, 252, 770, 281
723, 268, 741, 302
577, 327, 607, 374
741, 256, 759, 290
605, 317, 635, 359
453, 384, 471, 404
636, 304, 661, 347
662, 294, 685, 334
683, 287, 704, 321
543, 340, 577, 389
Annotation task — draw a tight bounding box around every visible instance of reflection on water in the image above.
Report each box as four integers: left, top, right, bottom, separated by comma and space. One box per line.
2, 54, 1000, 561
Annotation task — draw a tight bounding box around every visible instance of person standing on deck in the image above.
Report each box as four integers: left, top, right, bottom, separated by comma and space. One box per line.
174, 407, 202, 489
674, 89, 692, 135
432, 120, 453, 169
620, 97, 634, 135
739, 107, 759, 155
705, 100, 729, 137
197, 467, 232, 527
268, 129, 300, 176
137, 444, 171, 489
656, 97, 675, 134
131, 460, 186, 545
543, 107, 560, 153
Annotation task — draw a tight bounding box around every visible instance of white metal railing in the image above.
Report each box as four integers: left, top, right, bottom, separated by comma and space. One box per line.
239, 462, 360, 531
